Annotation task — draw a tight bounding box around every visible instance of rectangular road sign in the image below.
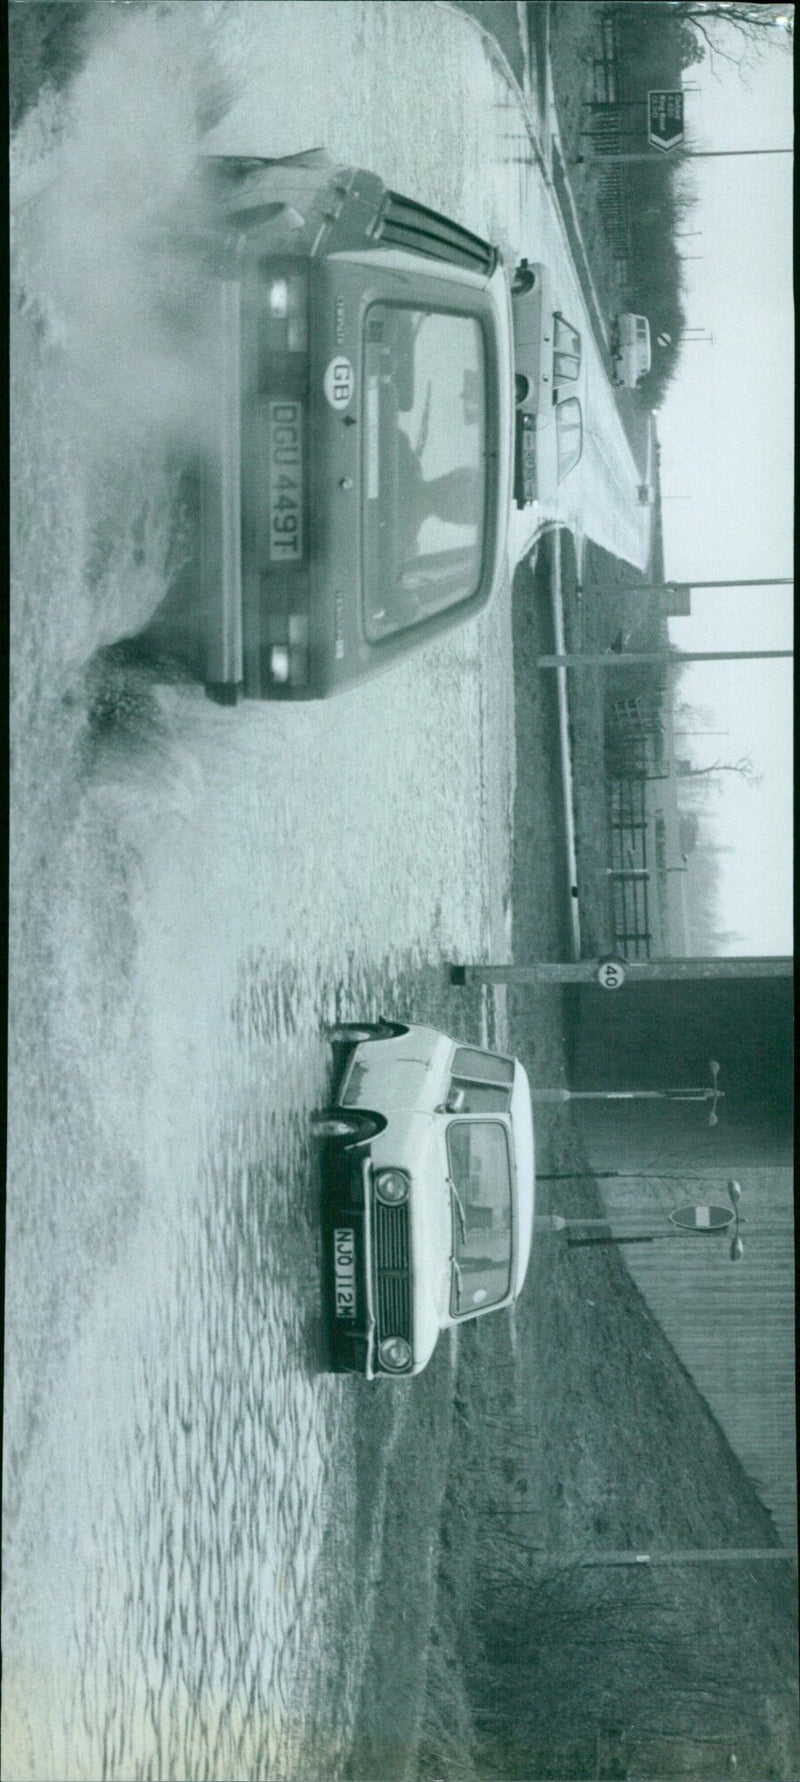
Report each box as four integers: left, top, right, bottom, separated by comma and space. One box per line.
648, 89, 685, 153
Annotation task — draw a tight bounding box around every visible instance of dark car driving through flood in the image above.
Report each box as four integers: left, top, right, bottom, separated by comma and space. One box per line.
192, 153, 515, 702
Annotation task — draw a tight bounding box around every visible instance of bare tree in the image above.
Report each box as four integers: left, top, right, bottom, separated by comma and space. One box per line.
677, 753, 763, 786
666, 2, 794, 75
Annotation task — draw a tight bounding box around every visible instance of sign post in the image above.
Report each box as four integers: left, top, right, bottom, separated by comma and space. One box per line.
449, 957, 793, 987
647, 90, 685, 153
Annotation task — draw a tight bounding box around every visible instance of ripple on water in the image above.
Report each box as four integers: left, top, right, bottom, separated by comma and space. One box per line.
8, 4, 522, 1774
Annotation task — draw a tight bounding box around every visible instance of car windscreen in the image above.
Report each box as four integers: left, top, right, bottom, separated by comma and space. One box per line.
447, 1120, 513, 1316
556, 397, 583, 480
362, 304, 487, 641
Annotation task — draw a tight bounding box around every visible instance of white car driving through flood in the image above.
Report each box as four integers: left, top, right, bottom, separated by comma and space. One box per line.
314, 1022, 535, 1377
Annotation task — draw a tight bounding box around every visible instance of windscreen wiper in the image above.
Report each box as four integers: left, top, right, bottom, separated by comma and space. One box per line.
448, 1177, 468, 1242
450, 1254, 463, 1307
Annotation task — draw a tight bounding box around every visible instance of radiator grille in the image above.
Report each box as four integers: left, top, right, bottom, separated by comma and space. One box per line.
373, 1200, 411, 1341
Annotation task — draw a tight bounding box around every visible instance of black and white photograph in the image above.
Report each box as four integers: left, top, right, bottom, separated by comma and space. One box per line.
6, 2, 796, 1778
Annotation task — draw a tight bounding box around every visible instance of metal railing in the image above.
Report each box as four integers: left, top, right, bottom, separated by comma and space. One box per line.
609, 773, 652, 958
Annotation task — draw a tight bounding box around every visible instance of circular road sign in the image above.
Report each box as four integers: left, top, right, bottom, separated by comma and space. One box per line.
670, 1204, 735, 1233
597, 957, 626, 990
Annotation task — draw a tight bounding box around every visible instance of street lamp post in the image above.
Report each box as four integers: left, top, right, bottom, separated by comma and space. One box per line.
725, 1176, 744, 1260
532, 1060, 724, 1125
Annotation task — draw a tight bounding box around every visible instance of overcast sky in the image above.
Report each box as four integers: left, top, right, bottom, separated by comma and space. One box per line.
655, 15, 793, 954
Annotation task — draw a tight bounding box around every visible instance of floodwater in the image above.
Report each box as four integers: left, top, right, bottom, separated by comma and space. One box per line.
6, 5, 646, 1776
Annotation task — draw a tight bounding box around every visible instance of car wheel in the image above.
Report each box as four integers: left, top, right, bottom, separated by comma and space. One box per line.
311, 1108, 386, 1144
326, 1020, 407, 1045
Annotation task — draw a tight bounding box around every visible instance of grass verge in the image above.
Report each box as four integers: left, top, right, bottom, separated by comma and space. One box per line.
411, 538, 799, 1782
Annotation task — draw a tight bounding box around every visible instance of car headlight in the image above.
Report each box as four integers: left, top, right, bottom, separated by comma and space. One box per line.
266, 619, 309, 689
374, 1169, 409, 1206
268, 277, 289, 318
378, 1336, 412, 1372
269, 644, 290, 683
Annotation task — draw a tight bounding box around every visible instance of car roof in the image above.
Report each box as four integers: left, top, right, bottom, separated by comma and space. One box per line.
510, 1060, 535, 1296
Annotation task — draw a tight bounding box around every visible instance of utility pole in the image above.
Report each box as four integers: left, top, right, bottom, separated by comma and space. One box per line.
537, 648, 793, 670
574, 1548, 798, 1569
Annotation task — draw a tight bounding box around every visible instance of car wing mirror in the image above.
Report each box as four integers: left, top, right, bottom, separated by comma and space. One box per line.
436, 1087, 466, 1114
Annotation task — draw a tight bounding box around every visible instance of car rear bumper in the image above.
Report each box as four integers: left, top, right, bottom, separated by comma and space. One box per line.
201, 278, 245, 689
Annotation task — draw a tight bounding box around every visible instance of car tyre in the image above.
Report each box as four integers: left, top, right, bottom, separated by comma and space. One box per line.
311, 1108, 387, 1145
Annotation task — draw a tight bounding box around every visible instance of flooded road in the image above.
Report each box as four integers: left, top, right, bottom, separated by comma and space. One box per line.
7, 5, 640, 1776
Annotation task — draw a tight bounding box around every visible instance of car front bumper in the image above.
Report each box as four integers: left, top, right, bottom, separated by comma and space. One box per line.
324, 1146, 378, 1377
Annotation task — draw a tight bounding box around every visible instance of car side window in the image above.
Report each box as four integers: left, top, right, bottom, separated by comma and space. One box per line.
450, 1080, 510, 1113
448, 1046, 513, 1113
452, 1047, 514, 1085
553, 350, 580, 382
553, 316, 581, 383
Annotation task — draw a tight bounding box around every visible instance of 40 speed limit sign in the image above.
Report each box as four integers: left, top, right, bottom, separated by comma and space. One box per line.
597, 956, 626, 990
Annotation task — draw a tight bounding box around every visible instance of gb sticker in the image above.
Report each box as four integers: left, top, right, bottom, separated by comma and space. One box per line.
324, 356, 354, 411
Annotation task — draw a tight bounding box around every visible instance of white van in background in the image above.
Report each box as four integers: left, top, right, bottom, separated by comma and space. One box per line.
611, 312, 651, 388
